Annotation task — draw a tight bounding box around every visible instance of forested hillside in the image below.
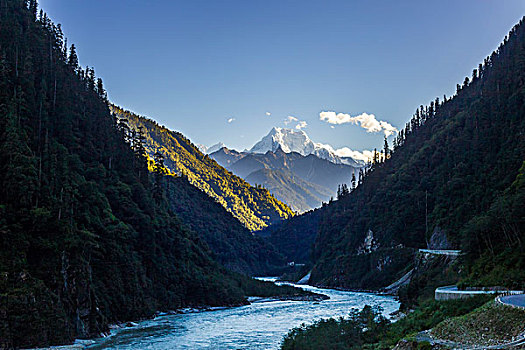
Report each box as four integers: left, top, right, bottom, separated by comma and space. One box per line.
307, 17, 525, 292
258, 208, 321, 265
0, 1, 300, 347
164, 175, 286, 275
110, 105, 294, 231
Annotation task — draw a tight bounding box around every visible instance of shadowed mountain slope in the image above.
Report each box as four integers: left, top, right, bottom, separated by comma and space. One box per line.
264, 17, 525, 295
0, 2, 301, 347
309, 17, 525, 291
164, 175, 286, 275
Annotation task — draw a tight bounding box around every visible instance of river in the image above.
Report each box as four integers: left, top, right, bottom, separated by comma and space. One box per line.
87, 279, 399, 350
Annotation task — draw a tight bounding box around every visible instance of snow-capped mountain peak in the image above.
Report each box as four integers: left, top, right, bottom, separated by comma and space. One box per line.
249, 127, 315, 155
248, 128, 365, 166
197, 142, 226, 154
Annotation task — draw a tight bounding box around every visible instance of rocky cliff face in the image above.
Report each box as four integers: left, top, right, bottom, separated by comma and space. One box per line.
428, 227, 451, 250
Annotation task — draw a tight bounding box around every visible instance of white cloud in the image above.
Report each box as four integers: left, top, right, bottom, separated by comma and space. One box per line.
295, 121, 308, 130
319, 111, 398, 137
312, 142, 373, 164
284, 115, 298, 125
227, 117, 235, 123
265, 112, 271, 116
284, 115, 307, 130
319, 111, 353, 125
334, 147, 375, 163
378, 120, 397, 137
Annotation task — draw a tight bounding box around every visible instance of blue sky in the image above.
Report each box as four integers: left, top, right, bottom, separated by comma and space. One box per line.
39, 0, 525, 154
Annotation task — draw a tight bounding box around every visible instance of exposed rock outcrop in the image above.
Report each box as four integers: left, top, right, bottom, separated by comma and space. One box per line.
428, 226, 450, 250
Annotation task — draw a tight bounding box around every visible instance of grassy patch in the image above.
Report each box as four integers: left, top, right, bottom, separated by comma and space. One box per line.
431, 301, 525, 347
387, 296, 493, 342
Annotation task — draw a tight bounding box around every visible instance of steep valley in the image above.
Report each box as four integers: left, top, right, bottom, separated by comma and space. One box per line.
1, 1, 524, 349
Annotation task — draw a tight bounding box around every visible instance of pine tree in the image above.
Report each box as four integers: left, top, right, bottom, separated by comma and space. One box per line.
0, 100, 38, 208
153, 151, 167, 175
341, 184, 349, 196
152, 151, 167, 203
96, 78, 106, 100
117, 118, 131, 143
478, 63, 483, 78
463, 76, 470, 88
68, 44, 78, 70
383, 136, 389, 162
135, 126, 147, 157
29, 0, 37, 20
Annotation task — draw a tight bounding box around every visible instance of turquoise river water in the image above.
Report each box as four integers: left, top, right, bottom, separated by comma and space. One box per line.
87, 279, 399, 350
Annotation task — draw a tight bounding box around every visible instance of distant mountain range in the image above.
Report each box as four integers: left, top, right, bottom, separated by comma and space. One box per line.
210, 143, 360, 212
201, 127, 365, 167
